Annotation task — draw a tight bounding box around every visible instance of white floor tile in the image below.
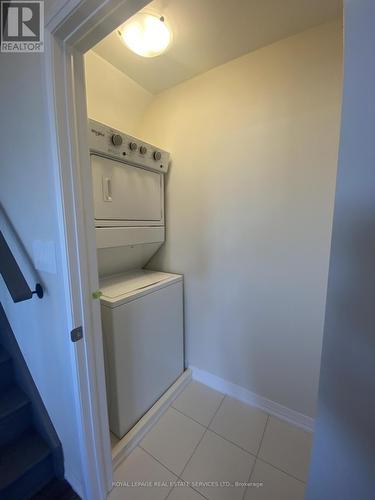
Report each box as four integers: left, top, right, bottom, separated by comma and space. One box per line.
209, 396, 268, 454
110, 447, 176, 500
168, 483, 207, 500
258, 417, 312, 481
182, 430, 255, 500
141, 407, 206, 476
172, 381, 224, 426
244, 459, 305, 500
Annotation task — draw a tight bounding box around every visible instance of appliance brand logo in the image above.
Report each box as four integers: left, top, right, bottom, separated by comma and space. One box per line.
91, 128, 105, 137
1, 1, 43, 52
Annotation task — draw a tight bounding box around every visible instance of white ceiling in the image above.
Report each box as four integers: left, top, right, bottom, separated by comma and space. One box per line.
92, 0, 342, 94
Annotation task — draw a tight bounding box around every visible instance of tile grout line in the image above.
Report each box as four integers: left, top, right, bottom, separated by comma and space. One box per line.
138, 444, 211, 500
138, 444, 181, 479
254, 414, 310, 484
137, 440, 305, 500
135, 386, 308, 498
176, 394, 227, 487
171, 405, 212, 429
137, 392, 226, 500
139, 432, 211, 499
208, 394, 226, 427
255, 456, 307, 484
256, 415, 270, 458
240, 458, 257, 500
207, 427, 258, 458
173, 399, 264, 458
123, 445, 178, 500
140, 411, 306, 498
145, 392, 268, 499
171, 389, 226, 430
254, 411, 309, 484
240, 414, 270, 500
173, 395, 227, 500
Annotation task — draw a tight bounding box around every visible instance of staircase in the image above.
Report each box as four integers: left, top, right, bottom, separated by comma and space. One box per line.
0, 224, 80, 498
0, 342, 78, 499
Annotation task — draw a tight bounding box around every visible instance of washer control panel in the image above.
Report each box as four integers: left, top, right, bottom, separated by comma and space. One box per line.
88, 119, 170, 173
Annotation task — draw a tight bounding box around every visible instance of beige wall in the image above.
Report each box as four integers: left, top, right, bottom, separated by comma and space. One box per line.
138, 21, 342, 417
85, 21, 342, 418
84, 51, 153, 135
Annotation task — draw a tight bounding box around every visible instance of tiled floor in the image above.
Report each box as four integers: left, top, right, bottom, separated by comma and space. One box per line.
109, 381, 312, 500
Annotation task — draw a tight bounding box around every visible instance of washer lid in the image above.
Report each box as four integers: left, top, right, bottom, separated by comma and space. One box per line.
99, 269, 176, 300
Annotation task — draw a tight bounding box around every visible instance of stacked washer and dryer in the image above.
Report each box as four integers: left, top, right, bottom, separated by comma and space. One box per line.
89, 119, 184, 439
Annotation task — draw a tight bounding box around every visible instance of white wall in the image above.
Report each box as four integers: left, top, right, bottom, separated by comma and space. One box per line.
84, 50, 153, 135
138, 21, 342, 418
0, 52, 84, 490
307, 1, 375, 498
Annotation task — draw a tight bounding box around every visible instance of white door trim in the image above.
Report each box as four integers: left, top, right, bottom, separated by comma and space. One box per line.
44, 0, 150, 497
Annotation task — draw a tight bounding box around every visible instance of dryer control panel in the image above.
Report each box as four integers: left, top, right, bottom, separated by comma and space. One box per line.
88, 119, 170, 173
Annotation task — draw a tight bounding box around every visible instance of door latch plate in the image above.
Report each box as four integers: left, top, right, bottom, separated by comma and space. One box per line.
71, 326, 83, 343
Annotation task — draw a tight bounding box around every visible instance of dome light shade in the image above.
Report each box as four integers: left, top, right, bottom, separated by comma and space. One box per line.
119, 13, 172, 58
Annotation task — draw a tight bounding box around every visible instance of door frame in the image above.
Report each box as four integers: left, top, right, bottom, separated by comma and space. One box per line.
45, 1, 150, 497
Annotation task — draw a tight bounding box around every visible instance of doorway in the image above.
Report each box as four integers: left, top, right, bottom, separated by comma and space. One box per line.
46, 1, 343, 498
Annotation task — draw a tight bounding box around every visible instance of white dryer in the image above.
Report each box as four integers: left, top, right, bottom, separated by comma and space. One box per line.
89, 120, 184, 439
89, 119, 169, 276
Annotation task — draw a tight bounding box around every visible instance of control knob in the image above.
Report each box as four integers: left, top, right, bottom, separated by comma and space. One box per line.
111, 134, 122, 146
129, 142, 138, 151
139, 145, 147, 155
153, 151, 162, 161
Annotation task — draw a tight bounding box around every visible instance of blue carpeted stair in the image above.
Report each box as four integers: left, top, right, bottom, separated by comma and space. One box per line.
0, 344, 61, 499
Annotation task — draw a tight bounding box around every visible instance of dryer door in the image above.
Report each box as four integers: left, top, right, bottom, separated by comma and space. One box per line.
91, 154, 163, 223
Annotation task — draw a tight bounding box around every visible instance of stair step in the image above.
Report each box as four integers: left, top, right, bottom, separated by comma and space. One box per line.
32, 479, 80, 499
0, 430, 54, 499
0, 346, 13, 391
0, 346, 10, 364
0, 386, 31, 446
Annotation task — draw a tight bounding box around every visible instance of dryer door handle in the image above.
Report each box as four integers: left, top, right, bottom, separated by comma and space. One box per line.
103, 176, 112, 202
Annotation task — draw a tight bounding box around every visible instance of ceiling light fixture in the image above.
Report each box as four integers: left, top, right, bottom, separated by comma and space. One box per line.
118, 13, 172, 58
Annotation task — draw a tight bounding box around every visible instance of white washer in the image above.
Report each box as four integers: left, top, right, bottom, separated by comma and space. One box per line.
100, 270, 184, 439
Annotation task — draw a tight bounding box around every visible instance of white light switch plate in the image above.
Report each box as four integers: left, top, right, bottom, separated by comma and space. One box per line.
32, 240, 57, 274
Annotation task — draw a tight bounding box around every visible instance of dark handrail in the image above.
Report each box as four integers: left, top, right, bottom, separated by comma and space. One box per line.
0, 230, 43, 303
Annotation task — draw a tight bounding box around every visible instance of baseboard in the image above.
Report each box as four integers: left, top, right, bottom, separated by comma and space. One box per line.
190, 365, 314, 433
112, 368, 192, 469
